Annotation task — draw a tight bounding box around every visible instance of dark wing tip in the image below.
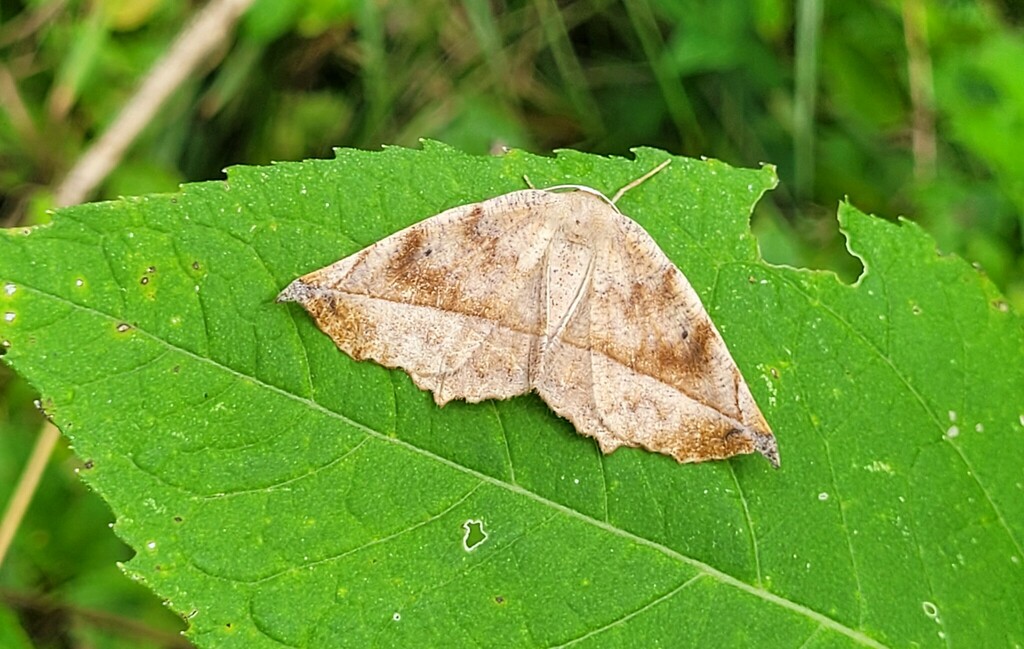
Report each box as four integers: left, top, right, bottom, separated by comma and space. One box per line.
753, 431, 780, 469
276, 279, 310, 304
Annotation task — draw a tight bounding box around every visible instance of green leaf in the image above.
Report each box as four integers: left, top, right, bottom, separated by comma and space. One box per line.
1, 142, 1022, 647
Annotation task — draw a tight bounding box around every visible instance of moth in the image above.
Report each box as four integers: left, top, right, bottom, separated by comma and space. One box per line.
278, 160, 779, 467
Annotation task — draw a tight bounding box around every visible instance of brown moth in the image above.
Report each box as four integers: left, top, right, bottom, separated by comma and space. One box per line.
278, 160, 779, 467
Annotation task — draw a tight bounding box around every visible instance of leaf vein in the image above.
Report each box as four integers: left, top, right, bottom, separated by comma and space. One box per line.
252, 479, 485, 585
20, 281, 889, 648
549, 574, 704, 648
200, 437, 371, 499
726, 463, 762, 587
490, 401, 517, 484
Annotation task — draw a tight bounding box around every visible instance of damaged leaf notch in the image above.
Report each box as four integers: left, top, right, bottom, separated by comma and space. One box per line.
278, 159, 779, 467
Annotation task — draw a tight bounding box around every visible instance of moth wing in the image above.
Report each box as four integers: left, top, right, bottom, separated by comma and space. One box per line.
585, 213, 778, 465
279, 190, 562, 405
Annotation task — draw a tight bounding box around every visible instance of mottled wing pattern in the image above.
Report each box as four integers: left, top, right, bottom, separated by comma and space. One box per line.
583, 207, 778, 465
278, 190, 563, 405
281, 185, 778, 467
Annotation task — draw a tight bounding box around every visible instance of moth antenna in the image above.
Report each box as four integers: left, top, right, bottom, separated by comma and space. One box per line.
610, 158, 672, 204
523, 174, 536, 189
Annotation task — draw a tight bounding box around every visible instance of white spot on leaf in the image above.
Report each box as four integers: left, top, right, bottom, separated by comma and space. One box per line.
3, 283, 15, 295
818, 492, 829, 501
863, 461, 894, 475
3, 312, 15, 322
462, 519, 487, 552
946, 426, 959, 439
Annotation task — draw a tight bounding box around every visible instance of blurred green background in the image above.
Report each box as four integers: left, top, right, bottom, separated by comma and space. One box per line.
1, 0, 1022, 646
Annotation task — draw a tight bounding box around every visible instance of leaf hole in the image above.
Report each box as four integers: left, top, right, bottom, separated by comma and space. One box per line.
462, 519, 487, 552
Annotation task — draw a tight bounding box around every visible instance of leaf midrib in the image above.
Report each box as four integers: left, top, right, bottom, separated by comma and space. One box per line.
15, 280, 889, 649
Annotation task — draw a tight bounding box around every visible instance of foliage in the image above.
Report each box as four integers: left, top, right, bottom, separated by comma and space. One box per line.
1, 0, 1023, 646
2, 144, 1022, 647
